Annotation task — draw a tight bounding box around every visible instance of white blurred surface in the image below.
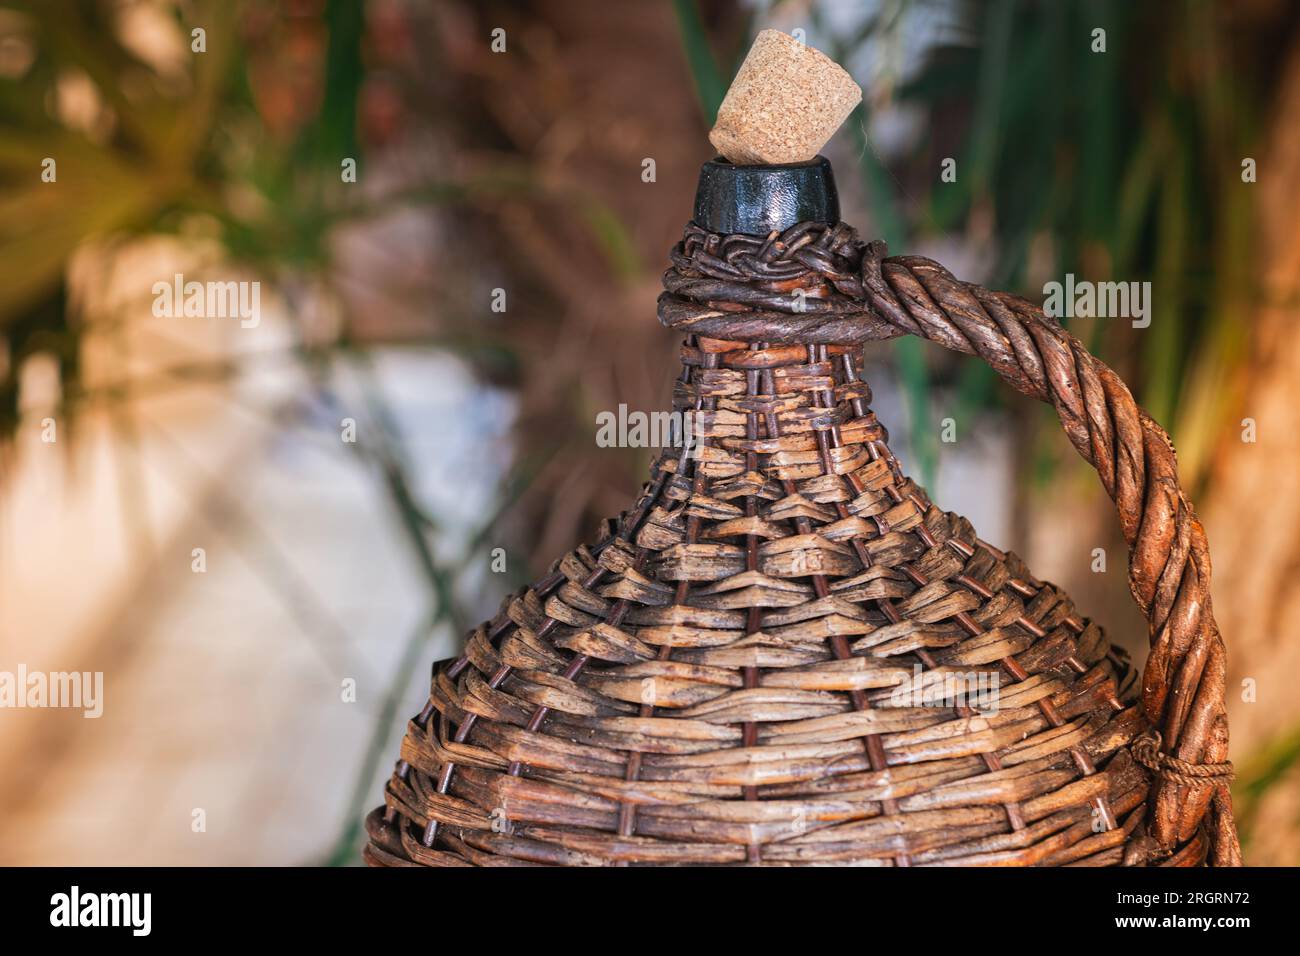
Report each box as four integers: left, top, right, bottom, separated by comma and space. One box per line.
0, 241, 514, 864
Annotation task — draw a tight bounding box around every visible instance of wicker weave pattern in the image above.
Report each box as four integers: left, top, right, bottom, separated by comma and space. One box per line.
365, 221, 1237, 867
660, 222, 1239, 864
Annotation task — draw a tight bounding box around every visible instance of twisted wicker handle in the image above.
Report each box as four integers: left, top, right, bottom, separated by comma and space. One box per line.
858, 243, 1239, 864
660, 226, 1241, 864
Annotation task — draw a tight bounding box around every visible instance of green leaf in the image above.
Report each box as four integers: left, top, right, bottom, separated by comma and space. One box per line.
672, 0, 727, 125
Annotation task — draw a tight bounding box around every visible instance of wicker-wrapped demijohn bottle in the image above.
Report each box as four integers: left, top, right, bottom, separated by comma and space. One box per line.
366, 30, 1239, 867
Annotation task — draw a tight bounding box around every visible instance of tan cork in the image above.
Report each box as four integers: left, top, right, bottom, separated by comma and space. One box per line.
709, 29, 863, 165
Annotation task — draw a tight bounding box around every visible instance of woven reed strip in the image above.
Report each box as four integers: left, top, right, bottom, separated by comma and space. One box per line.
858, 429, 1119, 832
381, 567, 567, 830
669, 340, 1120, 861
415, 470, 673, 849
791, 343, 1112, 844
504, 544, 656, 779
721, 346, 1129, 863
862, 505, 1136, 864
371, 331, 1147, 865
715, 345, 980, 862
658, 221, 1241, 866
815, 350, 1024, 843
778, 348, 911, 865
740, 349, 765, 862
615, 350, 716, 851
837, 353, 1029, 833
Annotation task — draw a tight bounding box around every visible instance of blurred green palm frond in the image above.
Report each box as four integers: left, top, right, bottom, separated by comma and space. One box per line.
895, 0, 1259, 491
0, 0, 236, 324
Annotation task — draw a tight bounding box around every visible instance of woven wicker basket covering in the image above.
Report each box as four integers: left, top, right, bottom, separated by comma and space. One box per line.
366, 216, 1240, 867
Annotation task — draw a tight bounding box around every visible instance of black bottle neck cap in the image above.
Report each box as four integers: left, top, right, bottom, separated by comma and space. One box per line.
692, 155, 839, 235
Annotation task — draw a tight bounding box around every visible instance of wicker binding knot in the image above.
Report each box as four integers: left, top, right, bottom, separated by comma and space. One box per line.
366, 220, 1241, 867
1132, 731, 1234, 788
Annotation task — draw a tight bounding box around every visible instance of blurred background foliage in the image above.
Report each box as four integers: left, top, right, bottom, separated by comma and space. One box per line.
2, 0, 1299, 864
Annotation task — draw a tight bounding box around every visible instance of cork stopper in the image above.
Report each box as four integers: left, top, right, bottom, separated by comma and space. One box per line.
709, 30, 863, 166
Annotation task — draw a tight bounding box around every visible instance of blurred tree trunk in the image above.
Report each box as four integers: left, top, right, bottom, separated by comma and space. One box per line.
433, 0, 740, 566
1202, 22, 1300, 865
